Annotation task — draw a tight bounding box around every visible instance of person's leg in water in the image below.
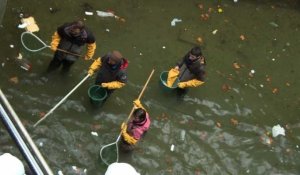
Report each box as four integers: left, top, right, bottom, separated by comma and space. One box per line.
61, 59, 75, 74
119, 138, 135, 153
47, 53, 63, 73
176, 88, 189, 99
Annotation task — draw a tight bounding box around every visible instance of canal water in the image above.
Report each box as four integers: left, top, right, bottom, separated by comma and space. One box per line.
1, 0, 300, 174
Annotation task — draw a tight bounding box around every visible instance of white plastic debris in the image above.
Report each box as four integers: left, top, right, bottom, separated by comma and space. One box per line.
91, 131, 98, 136
105, 28, 110, 32
72, 166, 77, 171
1, 63, 4, 67
180, 130, 186, 141
39, 142, 44, 147
58, 170, 64, 175
272, 124, 285, 137
212, 29, 218, 35
96, 11, 115, 17
9, 45, 14, 48
17, 53, 23, 59
18, 23, 29, 29
162, 46, 166, 49
85, 11, 94, 16
250, 69, 255, 74
170, 144, 175, 151
233, 0, 238, 3
171, 18, 182, 26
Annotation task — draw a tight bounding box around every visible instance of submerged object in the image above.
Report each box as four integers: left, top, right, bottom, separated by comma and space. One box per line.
15, 53, 32, 71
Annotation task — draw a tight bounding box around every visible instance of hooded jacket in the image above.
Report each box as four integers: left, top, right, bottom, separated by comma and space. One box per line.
177, 52, 206, 82
91, 53, 128, 87
50, 22, 96, 61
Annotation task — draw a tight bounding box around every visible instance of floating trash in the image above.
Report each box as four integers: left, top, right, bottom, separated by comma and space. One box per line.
272, 124, 285, 137
170, 144, 175, 151
171, 18, 182, 26
180, 130, 186, 141
91, 131, 98, 136
85, 11, 93, 16
212, 29, 218, 35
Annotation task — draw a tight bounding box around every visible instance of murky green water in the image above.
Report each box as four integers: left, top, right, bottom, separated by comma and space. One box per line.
1, 0, 300, 174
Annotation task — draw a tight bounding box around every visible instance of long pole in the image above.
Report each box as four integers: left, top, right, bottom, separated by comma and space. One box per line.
116, 68, 155, 142
34, 74, 90, 127
0, 89, 54, 175
99, 69, 155, 165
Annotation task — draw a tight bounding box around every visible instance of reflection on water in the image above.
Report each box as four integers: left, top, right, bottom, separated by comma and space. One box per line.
1, 0, 300, 174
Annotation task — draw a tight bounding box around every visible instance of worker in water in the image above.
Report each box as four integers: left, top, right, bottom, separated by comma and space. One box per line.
167, 46, 206, 95
120, 99, 151, 151
48, 20, 96, 73
88, 50, 128, 96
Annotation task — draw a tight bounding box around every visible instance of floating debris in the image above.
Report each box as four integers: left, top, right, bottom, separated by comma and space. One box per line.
269, 22, 279, 28
233, 62, 240, 69
212, 29, 218, 35
230, 118, 239, 126
85, 11, 93, 16
240, 35, 246, 41
272, 124, 285, 137
171, 18, 182, 26
91, 131, 98, 137
180, 130, 186, 141
196, 37, 203, 44
170, 144, 175, 151
9, 76, 19, 84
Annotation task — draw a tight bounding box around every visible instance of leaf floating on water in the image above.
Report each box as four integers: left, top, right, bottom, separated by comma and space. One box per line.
233, 62, 240, 69
9, 76, 19, 84
230, 118, 239, 126
240, 34, 246, 41
272, 88, 279, 94
216, 122, 222, 128
221, 83, 231, 92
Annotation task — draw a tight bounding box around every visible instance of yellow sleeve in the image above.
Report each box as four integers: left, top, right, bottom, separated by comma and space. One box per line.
178, 79, 204, 88
85, 42, 96, 60
50, 32, 61, 51
121, 125, 138, 145
88, 57, 102, 76
167, 68, 179, 87
101, 81, 125, 89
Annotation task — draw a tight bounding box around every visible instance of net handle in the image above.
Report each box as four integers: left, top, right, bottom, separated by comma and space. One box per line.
21, 31, 50, 52
21, 31, 83, 57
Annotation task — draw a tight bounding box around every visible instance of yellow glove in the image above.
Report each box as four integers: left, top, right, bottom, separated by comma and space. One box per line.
50, 32, 60, 51
167, 68, 179, 87
121, 122, 126, 130
85, 42, 96, 59
88, 58, 102, 76
88, 69, 94, 76
101, 81, 125, 89
177, 79, 204, 89
133, 99, 141, 107
121, 125, 138, 145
